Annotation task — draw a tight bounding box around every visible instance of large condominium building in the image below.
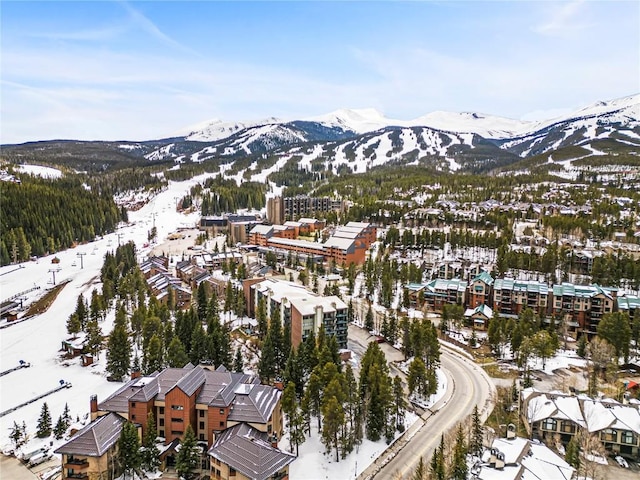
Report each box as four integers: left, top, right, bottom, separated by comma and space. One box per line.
249, 221, 376, 266
267, 195, 344, 224
55, 364, 292, 480
551, 283, 616, 336
246, 278, 348, 348
492, 278, 549, 317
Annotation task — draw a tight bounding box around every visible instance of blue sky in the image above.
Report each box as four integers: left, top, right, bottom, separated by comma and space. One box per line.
1, 0, 638, 143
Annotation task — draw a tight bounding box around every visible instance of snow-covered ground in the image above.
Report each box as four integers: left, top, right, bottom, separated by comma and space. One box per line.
16, 164, 62, 179
0, 174, 210, 454
0, 169, 445, 479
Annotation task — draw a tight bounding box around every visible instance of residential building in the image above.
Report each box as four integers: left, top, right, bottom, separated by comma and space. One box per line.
54, 412, 125, 480
492, 278, 549, 317
521, 388, 640, 457
618, 295, 640, 319
93, 364, 283, 448
468, 271, 494, 308
551, 283, 617, 336
406, 279, 467, 313
209, 423, 295, 480
464, 304, 493, 330
473, 436, 575, 480
248, 278, 348, 348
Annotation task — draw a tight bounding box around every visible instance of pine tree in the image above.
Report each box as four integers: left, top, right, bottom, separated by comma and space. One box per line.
258, 332, 277, 384
36, 402, 52, 438
119, 421, 141, 479
365, 303, 374, 331
85, 317, 103, 358
175, 425, 200, 480
281, 382, 304, 454
256, 297, 268, 339
107, 323, 131, 381
143, 334, 164, 375
66, 313, 81, 336
412, 456, 426, 480
53, 415, 67, 440
392, 375, 406, 431
63, 402, 71, 424
9, 421, 26, 449
321, 395, 344, 462
167, 336, 189, 368
75, 295, 88, 331
451, 423, 468, 480
141, 412, 160, 472
430, 435, 446, 480
565, 436, 580, 469
233, 346, 244, 373
469, 405, 483, 457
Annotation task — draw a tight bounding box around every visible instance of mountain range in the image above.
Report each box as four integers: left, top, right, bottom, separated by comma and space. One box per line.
2, 94, 638, 178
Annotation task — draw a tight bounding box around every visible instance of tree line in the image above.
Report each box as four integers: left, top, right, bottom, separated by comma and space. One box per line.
1, 175, 125, 265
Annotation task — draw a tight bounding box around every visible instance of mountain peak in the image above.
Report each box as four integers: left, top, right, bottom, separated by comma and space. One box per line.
409, 110, 531, 138
170, 117, 282, 142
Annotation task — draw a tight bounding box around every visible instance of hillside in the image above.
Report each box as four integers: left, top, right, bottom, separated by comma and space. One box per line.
1, 94, 638, 180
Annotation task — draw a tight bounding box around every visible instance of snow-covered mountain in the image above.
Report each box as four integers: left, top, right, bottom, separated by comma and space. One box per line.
498, 94, 640, 157
4, 93, 638, 178
170, 117, 282, 142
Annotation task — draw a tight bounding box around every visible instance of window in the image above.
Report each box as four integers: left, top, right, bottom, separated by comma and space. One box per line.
219, 421, 224, 427
159, 407, 164, 414
171, 430, 183, 436
172, 418, 184, 423
171, 405, 184, 411
199, 434, 205, 441
199, 422, 205, 430
542, 418, 557, 431
159, 419, 164, 426
199, 410, 205, 418
230, 468, 236, 477
621, 431, 635, 444
219, 409, 224, 415
131, 415, 136, 421
131, 402, 136, 408
159, 430, 164, 437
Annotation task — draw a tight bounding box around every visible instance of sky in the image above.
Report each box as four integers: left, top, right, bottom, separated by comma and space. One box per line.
1, 0, 638, 144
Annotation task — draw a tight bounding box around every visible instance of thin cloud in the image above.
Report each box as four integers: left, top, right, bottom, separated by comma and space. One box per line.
533, 0, 590, 36
118, 1, 198, 56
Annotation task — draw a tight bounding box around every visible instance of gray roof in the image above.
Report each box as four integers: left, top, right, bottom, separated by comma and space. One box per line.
99, 364, 203, 411
228, 385, 281, 424
208, 423, 295, 480
54, 413, 124, 457
196, 370, 258, 407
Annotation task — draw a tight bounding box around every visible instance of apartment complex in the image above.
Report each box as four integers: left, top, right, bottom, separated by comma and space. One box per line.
522, 388, 640, 458
54, 364, 292, 480
267, 195, 344, 224
249, 221, 376, 266
407, 272, 628, 336
245, 278, 348, 348
551, 284, 617, 336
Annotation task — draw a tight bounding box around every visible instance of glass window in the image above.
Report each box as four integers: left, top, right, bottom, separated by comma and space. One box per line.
621, 431, 635, 444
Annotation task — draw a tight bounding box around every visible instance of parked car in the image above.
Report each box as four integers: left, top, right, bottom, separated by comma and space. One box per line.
19, 446, 48, 462
615, 455, 629, 468
28, 451, 52, 467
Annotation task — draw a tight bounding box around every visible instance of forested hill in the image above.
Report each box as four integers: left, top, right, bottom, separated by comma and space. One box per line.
0, 176, 126, 265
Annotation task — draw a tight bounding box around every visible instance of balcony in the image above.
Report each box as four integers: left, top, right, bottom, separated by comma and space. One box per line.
64, 458, 89, 469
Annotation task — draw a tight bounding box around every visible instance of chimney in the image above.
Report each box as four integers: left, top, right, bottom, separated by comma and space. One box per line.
90, 395, 98, 420
131, 369, 141, 380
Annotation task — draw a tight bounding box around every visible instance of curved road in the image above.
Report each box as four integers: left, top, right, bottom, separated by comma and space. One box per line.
349, 323, 496, 480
